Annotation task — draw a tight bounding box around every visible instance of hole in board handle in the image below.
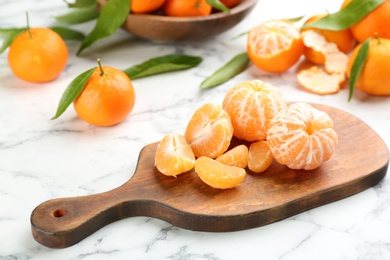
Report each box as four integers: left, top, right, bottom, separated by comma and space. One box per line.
52, 209, 67, 218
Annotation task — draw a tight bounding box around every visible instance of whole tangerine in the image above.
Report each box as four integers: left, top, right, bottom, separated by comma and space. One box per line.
220, 0, 240, 8
131, 0, 165, 13
347, 37, 390, 96
163, 0, 212, 17
341, 0, 390, 42
8, 27, 68, 82
222, 80, 287, 142
74, 61, 136, 126
267, 102, 338, 170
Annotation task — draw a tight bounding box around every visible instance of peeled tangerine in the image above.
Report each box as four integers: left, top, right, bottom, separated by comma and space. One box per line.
267, 102, 338, 170
222, 80, 287, 142
155, 133, 195, 177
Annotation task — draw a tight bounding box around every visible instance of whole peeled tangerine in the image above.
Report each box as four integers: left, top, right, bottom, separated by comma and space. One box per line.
266, 102, 338, 170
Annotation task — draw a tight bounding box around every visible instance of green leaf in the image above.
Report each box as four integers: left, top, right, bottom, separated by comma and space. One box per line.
50, 26, 85, 41
52, 67, 96, 120
200, 52, 249, 89
0, 28, 25, 54
288, 15, 305, 23
348, 38, 370, 101
77, 0, 130, 55
65, 0, 97, 8
230, 31, 248, 40
302, 0, 385, 31
55, 6, 99, 24
123, 54, 203, 79
206, 0, 230, 13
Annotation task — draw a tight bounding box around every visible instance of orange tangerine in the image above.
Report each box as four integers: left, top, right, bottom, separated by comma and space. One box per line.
341, 0, 390, 42
184, 103, 233, 158
74, 64, 135, 127
220, 0, 240, 8
195, 156, 246, 189
347, 37, 390, 96
216, 144, 248, 168
222, 80, 287, 142
248, 141, 273, 173
155, 133, 196, 177
163, 0, 212, 17
8, 27, 68, 82
247, 19, 304, 73
131, 0, 165, 13
267, 102, 338, 170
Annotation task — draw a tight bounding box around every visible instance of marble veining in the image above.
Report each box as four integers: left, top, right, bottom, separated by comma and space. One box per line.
1, 0, 390, 259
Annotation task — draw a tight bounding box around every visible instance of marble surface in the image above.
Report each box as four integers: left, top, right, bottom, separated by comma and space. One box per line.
1, 0, 390, 259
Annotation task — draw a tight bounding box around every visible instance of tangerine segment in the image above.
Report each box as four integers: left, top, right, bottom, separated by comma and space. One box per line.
247, 19, 304, 73
297, 66, 344, 95
216, 144, 249, 168
267, 102, 338, 170
155, 133, 196, 177
222, 80, 287, 142
195, 156, 246, 189
184, 103, 233, 158
248, 141, 273, 173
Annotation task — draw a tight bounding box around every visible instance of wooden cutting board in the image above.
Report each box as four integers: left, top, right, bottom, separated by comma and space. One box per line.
30, 104, 389, 248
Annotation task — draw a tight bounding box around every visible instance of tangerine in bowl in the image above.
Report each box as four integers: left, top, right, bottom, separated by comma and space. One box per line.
98, 0, 258, 41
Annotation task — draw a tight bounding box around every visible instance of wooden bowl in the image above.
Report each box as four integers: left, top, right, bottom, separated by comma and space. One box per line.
98, 0, 258, 41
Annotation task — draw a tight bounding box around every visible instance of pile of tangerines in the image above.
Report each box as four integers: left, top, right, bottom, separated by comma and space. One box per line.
155, 80, 338, 189
131, 0, 240, 16
246, 0, 390, 96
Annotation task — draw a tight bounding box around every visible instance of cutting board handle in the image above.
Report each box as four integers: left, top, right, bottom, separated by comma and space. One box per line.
30, 181, 138, 248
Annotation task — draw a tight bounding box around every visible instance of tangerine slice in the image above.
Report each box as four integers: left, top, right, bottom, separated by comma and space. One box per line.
297, 66, 345, 95
216, 144, 249, 168
155, 133, 195, 177
247, 19, 304, 73
195, 156, 246, 189
184, 103, 233, 158
248, 141, 273, 173
222, 80, 287, 142
267, 102, 338, 170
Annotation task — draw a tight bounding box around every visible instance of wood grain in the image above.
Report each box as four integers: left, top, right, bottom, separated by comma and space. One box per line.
30, 104, 389, 248
97, 0, 258, 41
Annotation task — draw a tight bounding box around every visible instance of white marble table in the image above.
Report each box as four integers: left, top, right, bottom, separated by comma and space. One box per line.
1, 0, 390, 259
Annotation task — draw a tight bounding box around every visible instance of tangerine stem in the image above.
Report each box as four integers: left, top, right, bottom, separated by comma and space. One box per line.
97, 58, 106, 76
26, 12, 32, 38
375, 32, 381, 44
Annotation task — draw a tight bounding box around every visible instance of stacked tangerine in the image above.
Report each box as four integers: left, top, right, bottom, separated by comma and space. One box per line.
154, 80, 338, 189
130, 0, 241, 17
